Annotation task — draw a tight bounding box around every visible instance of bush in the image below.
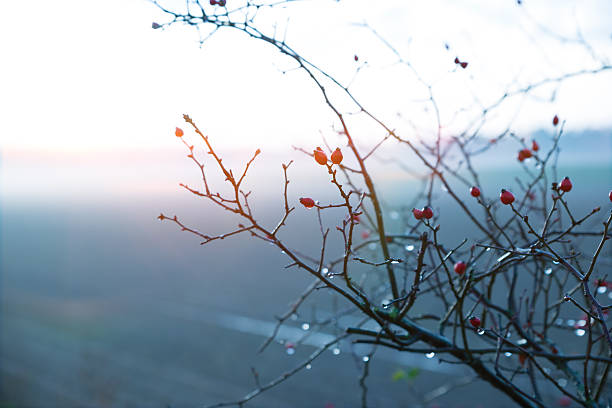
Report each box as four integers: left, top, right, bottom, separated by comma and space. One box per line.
153, 1, 612, 406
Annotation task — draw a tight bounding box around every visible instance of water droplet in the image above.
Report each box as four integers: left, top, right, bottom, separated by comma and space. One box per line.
544, 268, 552, 275
281, 250, 286, 254
608, 292, 612, 299
552, 259, 560, 265
497, 252, 512, 262
517, 339, 527, 345
368, 243, 377, 250
332, 347, 341, 355
405, 245, 414, 251
286, 347, 295, 355
555, 318, 564, 325
485, 247, 491, 252
577, 319, 586, 327
290, 313, 298, 321
362, 356, 370, 362
558, 378, 567, 387
505, 331, 512, 338
543, 368, 551, 375
598, 286, 607, 294
425, 352, 435, 359
322, 267, 329, 274
504, 352, 512, 357
301, 323, 310, 331
477, 328, 485, 335
390, 211, 399, 220
567, 319, 575, 326
390, 259, 401, 264
305, 363, 312, 370
575, 329, 586, 337
382, 303, 390, 309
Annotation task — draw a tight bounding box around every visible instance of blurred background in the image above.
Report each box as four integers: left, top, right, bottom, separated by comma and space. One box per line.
1, 0, 611, 407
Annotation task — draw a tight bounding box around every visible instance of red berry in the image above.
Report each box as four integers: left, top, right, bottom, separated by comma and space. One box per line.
517, 148, 532, 162
553, 115, 559, 126
412, 208, 423, 220
354, 55, 359, 61
313, 147, 328, 165
454, 57, 460, 64
531, 140, 539, 151
470, 186, 481, 197
500, 189, 515, 205
559, 177, 572, 192
460, 62, 468, 69
454, 261, 467, 275
469, 316, 481, 328
609, 190, 612, 202
209, 0, 217, 4
330, 148, 343, 164
299, 197, 315, 208
422, 207, 433, 219
175, 127, 184, 137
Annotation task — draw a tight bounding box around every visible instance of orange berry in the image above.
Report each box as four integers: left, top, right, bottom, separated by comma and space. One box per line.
299, 197, 315, 208
330, 148, 343, 165
175, 127, 184, 137
313, 147, 327, 165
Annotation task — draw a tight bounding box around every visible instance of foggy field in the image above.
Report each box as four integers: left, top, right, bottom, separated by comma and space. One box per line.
2, 143, 610, 407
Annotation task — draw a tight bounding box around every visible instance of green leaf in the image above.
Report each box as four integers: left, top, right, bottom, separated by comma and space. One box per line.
391, 369, 406, 382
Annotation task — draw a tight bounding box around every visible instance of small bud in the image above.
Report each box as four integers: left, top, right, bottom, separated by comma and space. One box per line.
500, 189, 515, 205
299, 197, 315, 208
518, 353, 527, 366
454, 261, 467, 275
152, 22, 161, 29
330, 148, 343, 165
175, 127, 184, 137
354, 55, 359, 61
531, 140, 539, 151
460, 61, 468, 69
470, 186, 481, 197
469, 316, 481, 328
553, 115, 559, 126
454, 57, 460, 64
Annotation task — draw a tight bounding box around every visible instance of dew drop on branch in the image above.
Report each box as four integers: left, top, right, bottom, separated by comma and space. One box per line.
405, 245, 415, 251
544, 268, 552, 276
301, 323, 310, 331
425, 352, 435, 359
